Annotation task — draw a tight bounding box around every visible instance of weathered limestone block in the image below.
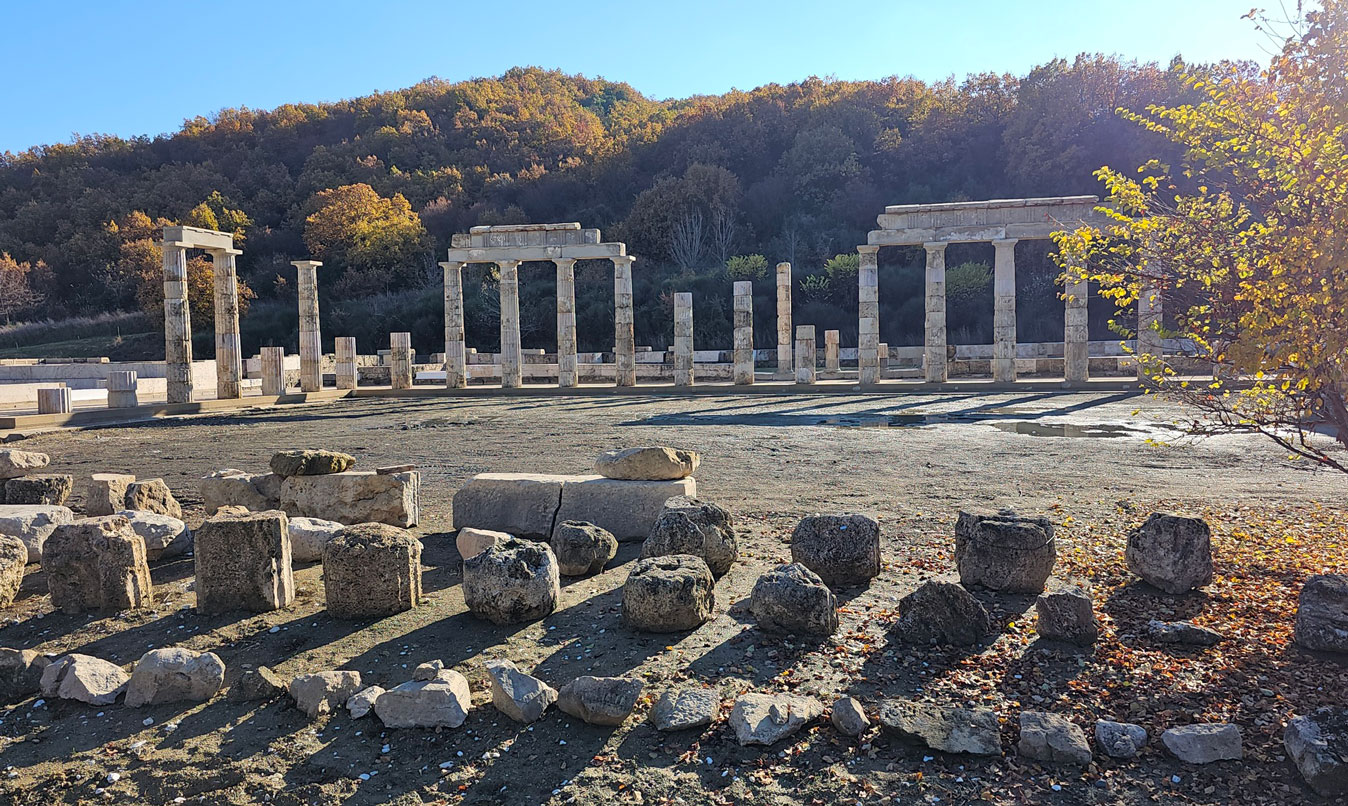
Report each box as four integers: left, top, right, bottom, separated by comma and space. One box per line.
557, 675, 644, 726
1035, 583, 1098, 645
556, 476, 697, 542
894, 580, 992, 645
1125, 512, 1213, 594
0, 535, 26, 607
281, 470, 419, 527
1096, 719, 1148, 758
85, 473, 135, 516
462, 538, 560, 624
955, 510, 1056, 593
650, 688, 719, 732
194, 510, 295, 614
44, 516, 153, 615
200, 469, 282, 514
485, 659, 557, 723
124, 647, 225, 707
270, 449, 355, 478
452, 473, 563, 537
322, 523, 422, 619
0, 504, 74, 562
1148, 618, 1223, 646
346, 685, 384, 718
456, 527, 509, 562
877, 699, 1002, 755
730, 693, 824, 746
1285, 707, 1348, 797
124, 479, 182, 519
0, 648, 50, 705
115, 510, 192, 561
642, 496, 736, 576
375, 669, 472, 728
1295, 574, 1348, 653
790, 513, 881, 588
227, 666, 286, 702
290, 670, 363, 718
4, 474, 73, 506
1018, 711, 1092, 765
1162, 723, 1242, 763
0, 449, 49, 479
623, 554, 715, 632
40, 653, 129, 705
551, 520, 617, 576
594, 447, 700, 480
288, 516, 344, 563
750, 562, 839, 636
832, 696, 870, 737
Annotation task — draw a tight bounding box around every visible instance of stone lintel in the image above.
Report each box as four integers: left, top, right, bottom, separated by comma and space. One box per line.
292, 259, 323, 269
468, 222, 582, 234
866, 219, 1104, 246
882, 195, 1098, 215
162, 225, 235, 251
446, 243, 626, 263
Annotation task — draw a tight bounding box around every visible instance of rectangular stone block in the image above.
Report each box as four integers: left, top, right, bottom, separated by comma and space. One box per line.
280, 471, 419, 527
85, 473, 136, 517
0, 504, 74, 562
556, 476, 696, 543
194, 510, 295, 614
44, 515, 153, 615
322, 524, 421, 619
199, 470, 282, 514
452, 473, 565, 538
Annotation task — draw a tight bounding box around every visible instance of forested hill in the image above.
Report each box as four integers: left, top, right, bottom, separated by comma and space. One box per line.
0, 59, 1206, 352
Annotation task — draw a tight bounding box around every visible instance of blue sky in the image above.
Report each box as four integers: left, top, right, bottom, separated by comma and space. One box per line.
0, 0, 1278, 153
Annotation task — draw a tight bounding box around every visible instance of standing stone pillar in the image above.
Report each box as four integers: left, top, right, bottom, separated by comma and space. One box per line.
794, 326, 816, 384
923, 242, 949, 384
992, 239, 1019, 383
390, 332, 413, 390
335, 338, 358, 390
162, 241, 193, 403
1136, 279, 1163, 379
293, 260, 323, 393
107, 371, 138, 408
732, 281, 754, 385
555, 258, 578, 388
1064, 270, 1090, 384
673, 292, 694, 387
440, 261, 466, 389
261, 347, 285, 396
878, 342, 889, 380
775, 262, 793, 378
38, 387, 72, 414
857, 246, 880, 384
498, 260, 523, 388
824, 330, 841, 375
612, 256, 636, 387
210, 248, 244, 399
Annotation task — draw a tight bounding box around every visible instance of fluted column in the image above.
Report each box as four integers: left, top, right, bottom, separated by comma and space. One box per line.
261, 346, 285, 396
1137, 279, 1163, 379
673, 292, 694, 386
335, 337, 357, 390
612, 256, 636, 387
162, 240, 193, 403
293, 260, 323, 392
1064, 268, 1090, 384
924, 242, 948, 383
209, 248, 244, 399
857, 245, 880, 384
107, 371, 138, 408
441, 261, 466, 389
775, 262, 792, 378
794, 325, 816, 384
498, 260, 522, 388
555, 258, 577, 387
825, 330, 840, 374
992, 239, 1018, 383
732, 280, 754, 385
390, 332, 413, 390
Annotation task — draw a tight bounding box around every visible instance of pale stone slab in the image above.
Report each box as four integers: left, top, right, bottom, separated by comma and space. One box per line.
0, 504, 74, 562
452, 473, 564, 538
85, 473, 135, 517
280, 471, 419, 527
556, 476, 697, 543
0, 449, 50, 479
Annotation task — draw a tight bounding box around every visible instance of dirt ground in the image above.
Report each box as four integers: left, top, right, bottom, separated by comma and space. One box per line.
1, 390, 1345, 806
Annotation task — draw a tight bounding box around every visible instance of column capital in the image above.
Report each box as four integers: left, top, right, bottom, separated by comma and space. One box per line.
922, 241, 949, 252
992, 238, 1019, 248
291, 259, 323, 270
497, 259, 521, 268
438, 260, 465, 270
857, 244, 880, 255
552, 257, 577, 266
206, 247, 244, 258
776, 261, 791, 271
612, 255, 635, 267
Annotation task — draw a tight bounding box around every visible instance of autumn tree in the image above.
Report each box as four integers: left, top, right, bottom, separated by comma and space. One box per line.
0, 253, 46, 322
303, 183, 430, 296
1054, 1, 1348, 471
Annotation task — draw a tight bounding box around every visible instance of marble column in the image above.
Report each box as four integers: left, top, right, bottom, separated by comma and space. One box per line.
335, 337, 358, 390
1137, 279, 1163, 379
555, 258, 577, 388
673, 292, 694, 386
857, 245, 880, 384
794, 326, 816, 384
878, 342, 889, 379
261, 346, 285, 396
162, 241, 193, 403
613, 256, 636, 386
38, 387, 72, 415
106, 371, 138, 408
732, 280, 754, 385
498, 260, 522, 388
775, 262, 793, 378
293, 260, 323, 393
211, 248, 244, 399
923, 242, 948, 383
441, 261, 466, 389
992, 239, 1019, 383
390, 332, 413, 390
1064, 271, 1090, 384
824, 330, 840, 375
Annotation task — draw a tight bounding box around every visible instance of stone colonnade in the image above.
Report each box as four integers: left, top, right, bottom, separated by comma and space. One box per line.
161, 226, 242, 404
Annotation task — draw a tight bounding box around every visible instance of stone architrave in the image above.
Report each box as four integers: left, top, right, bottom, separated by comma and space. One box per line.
194, 510, 295, 614
992, 239, 1018, 383
334, 337, 357, 390
1064, 263, 1090, 384
673, 292, 694, 386
613, 256, 636, 386
390, 332, 413, 390
824, 330, 841, 374
211, 248, 244, 399
441, 261, 467, 389
857, 245, 879, 384
732, 280, 754, 385
106, 371, 138, 408
555, 258, 578, 388
923, 242, 948, 383
775, 262, 792, 378
794, 326, 816, 385
294, 260, 323, 392
498, 260, 523, 388
162, 239, 193, 403
44, 515, 153, 615
260, 346, 285, 396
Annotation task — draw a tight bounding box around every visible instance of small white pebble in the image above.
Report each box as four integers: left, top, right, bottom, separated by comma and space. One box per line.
142, 717, 154, 726
106, 772, 120, 783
